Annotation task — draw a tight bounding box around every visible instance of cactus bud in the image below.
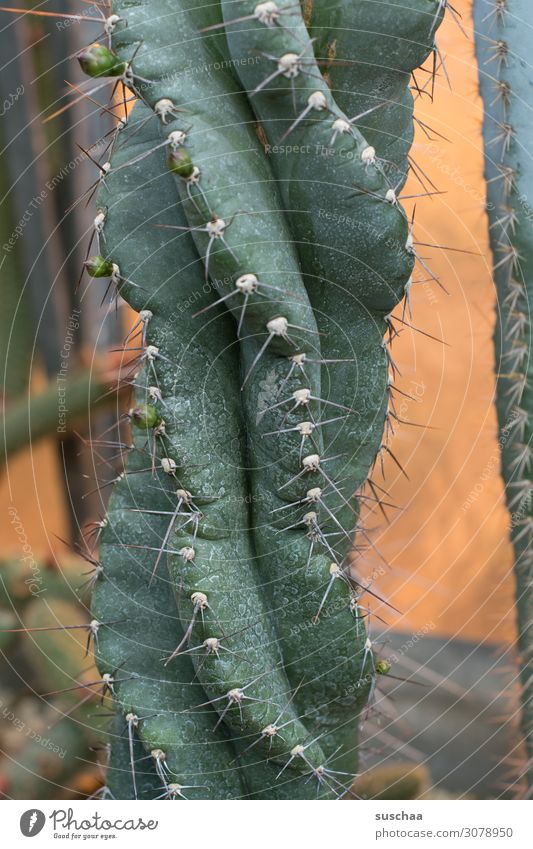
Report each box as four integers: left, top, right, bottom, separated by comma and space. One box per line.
375, 659, 391, 675
77, 43, 126, 78
166, 146, 194, 179
84, 255, 114, 278
130, 404, 161, 429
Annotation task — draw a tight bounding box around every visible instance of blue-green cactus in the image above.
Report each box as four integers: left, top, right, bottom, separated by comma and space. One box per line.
305, 1, 446, 187
68, 0, 446, 798
474, 0, 533, 790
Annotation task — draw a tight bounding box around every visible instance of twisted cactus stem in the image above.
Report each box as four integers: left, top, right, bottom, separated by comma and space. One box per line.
105, 716, 162, 800
216, 0, 427, 761
474, 0, 533, 790
101, 0, 376, 778
93, 440, 246, 801
92, 104, 335, 798
90, 114, 250, 798
70, 0, 443, 798
109, 0, 320, 360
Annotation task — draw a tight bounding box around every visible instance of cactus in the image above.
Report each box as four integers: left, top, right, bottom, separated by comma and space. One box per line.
474, 0, 533, 790
217, 0, 437, 765
106, 717, 163, 801
66, 0, 445, 799
0, 368, 119, 463
305, 0, 446, 186
0, 120, 33, 402
0, 560, 104, 799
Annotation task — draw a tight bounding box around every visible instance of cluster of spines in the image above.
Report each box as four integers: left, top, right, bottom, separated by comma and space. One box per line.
83, 0, 442, 793
81, 0, 372, 788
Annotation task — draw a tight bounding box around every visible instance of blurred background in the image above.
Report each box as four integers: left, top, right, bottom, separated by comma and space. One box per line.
0, 0, 526, 799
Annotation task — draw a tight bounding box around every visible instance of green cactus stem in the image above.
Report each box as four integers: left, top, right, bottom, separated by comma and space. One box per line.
99, 0, 372, 782
217, 0, 418, 765
474, 0, 533, 790
106, 717, 163, 800
84, 255, 115, 278
306, 1, 446, 186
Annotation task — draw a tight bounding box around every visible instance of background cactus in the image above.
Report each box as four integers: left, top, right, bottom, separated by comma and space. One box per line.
474, 0, 533, 790
93, 102, 342, 797
2, 0, 532, 803
0, 2, 124, 537
92, 103, 333, 799
71, 0, 448, 799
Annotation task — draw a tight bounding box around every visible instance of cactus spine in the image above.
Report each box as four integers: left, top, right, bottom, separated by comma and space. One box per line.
474, 0, 533, 789
69, 0, 445, 798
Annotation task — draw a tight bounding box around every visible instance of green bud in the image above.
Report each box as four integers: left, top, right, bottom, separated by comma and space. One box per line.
166, 146, 194, 179
85, 256, 114, 278
130, 404, 161, 430
375, 659, 391, 676
77, 43, 126, 79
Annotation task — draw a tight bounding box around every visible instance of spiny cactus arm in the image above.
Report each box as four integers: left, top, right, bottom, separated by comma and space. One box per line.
102, 0, 325, 497
104, 716, 294, 799
90, 0, 322, 367
93, 105, 330, 797
214, 0, 413, 749
474, 0, 533, 789
140, 0, 377, 770
94, 0, 342, 778
305, 0, 446, 186
239, 334, 375, 775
